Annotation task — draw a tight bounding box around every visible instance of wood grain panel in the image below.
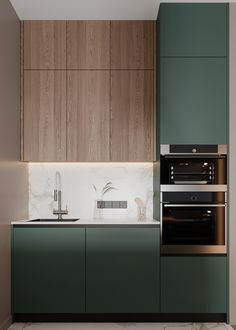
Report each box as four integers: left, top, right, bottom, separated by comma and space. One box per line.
23, 71, 66, 161
67, 21, 110, 69
67, 71, 110, 161
111, 71, 154, 161
111, 21, 154, 69
24, 21, 66, 69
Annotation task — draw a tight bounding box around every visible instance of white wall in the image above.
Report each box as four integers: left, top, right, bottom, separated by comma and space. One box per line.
0, 1, 28, 329
230, 2, 236, 325
28, 163, 153, 220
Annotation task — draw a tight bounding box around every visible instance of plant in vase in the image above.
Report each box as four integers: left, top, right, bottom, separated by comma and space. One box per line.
92, 182, 116, 220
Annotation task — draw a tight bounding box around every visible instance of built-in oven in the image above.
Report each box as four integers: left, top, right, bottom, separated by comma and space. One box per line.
160, 144, 227, 255
160, 191, 227, 255
161, 144, 227, 185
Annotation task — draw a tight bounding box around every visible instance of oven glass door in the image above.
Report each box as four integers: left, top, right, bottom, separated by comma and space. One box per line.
160, 156, 227, 184
162, 205, 225, 246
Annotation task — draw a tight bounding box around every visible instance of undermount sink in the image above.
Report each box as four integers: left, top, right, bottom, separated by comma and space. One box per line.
28, 219, 79, 222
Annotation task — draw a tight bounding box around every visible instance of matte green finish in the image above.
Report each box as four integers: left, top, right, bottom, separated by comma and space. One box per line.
159, 3, 227, 57
161, 256, 227, 313
13, 227, 85, 313
86, 228, 160, 313
160, 57, 227, 144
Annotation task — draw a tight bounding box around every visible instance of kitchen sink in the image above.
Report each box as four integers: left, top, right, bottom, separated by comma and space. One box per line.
28, 219, 79, 222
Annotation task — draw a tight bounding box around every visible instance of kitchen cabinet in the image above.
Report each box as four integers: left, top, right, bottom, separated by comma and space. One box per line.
13, 227, 85, 313
160, 57, 227, 144
161, 256, 227, 313
86, 228, 160, 313
24, 21, 66, 69
67, 21, 110, 69
22, 20, 155, 162
67, 71, 110, 161
111, 21, 154, 69
111, 70, 154, 161
23, 71, 67, 161
159, 3, 228, 57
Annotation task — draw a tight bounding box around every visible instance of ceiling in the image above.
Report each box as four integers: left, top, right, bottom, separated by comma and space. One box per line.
9, 0, 233, 20
9, 0, 159, 20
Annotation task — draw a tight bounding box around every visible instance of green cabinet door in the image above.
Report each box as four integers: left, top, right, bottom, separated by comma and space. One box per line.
160, 57, 227, 144
13, 227, 85, 313
86, 228, 160, 313
161, 256, 227, 313
159, 3, 228, 57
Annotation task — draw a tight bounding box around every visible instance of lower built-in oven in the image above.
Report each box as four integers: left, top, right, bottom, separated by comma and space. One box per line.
160, 191, 227, 255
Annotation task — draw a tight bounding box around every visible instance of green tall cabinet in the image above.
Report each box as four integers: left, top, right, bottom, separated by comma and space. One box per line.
161, 256, 227, 313
86, 228, 160, 313
159, 3, 227, 57
13, 227, 86, 313
158, 3, 228, 145
160, 57, 227, 144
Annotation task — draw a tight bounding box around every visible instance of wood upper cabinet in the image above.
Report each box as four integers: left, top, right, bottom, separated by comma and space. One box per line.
67, 21, 110, 69
22, 20, 155, 162
67, 71, 110, 161
24, 21, 66, 69
111, 71, 154, 161
23, 71, 66, 161
111, 21, 154, 69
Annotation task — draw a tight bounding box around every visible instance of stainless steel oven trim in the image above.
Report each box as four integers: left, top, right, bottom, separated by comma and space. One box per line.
161, 184, 227, 192
160, 144, 227, 155
160, 192, 228, 255
160, 245, 227, 255
164, 204, 226, 207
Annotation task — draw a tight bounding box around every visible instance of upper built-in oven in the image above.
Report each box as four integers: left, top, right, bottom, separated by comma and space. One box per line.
161, 144, 227, 186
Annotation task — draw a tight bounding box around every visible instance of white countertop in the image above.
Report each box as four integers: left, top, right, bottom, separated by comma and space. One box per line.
12, 218, 160, 227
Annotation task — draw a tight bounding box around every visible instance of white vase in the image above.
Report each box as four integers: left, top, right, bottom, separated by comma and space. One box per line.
93, 199, 104, 220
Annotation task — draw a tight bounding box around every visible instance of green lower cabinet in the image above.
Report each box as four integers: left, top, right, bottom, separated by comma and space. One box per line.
160, 57, 227, 144
13, 227, 85, 313
86, 228, 160, 313
161, 256, 227, 313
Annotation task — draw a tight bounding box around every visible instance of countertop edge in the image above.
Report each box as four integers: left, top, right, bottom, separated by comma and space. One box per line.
11, 218, 160, 227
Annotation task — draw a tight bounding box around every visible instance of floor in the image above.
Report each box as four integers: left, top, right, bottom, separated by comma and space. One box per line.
8, 323, 233, 330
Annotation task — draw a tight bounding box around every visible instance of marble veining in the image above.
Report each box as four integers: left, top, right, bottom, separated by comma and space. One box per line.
8, 323, 233, 330
28, 163, 154, 220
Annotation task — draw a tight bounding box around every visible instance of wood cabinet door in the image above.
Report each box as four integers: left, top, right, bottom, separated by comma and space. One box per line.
67, 71, 110, 161
111, 70, 154, 161
23, 71, 66, 161
67, 21, 110, 69
111, 21, 154, 69
86, 228, 160, 313
24, 21, 66, 69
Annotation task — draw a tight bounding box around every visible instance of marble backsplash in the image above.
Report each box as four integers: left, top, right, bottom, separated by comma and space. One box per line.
28, 163, 154, 220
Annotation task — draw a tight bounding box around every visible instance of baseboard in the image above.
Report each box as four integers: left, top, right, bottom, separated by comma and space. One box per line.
0, 316, 12, 330
13, 313, 227, 323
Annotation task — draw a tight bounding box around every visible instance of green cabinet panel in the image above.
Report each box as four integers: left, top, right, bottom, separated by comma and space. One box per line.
160, 57, 227, 144
161, 256, 227, 313
13, 227, 85, 313
86, 228, 160, 313
159, 3, 228, 57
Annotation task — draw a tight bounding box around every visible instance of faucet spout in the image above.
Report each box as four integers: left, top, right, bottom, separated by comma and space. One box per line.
53, 172, 68, 220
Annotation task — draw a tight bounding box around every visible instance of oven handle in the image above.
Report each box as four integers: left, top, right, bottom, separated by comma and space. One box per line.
163, 204, 226, 207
